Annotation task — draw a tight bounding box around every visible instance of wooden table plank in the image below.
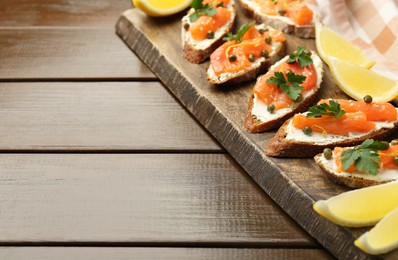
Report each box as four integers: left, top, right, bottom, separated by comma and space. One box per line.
0, 0, 132, 27
0, 153, 315, 246
0, 28, 155, 80
0, 247, 333, 259
0, 82, 220, 151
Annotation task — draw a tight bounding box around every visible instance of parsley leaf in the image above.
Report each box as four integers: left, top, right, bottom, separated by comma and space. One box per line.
189, 0, 218, 23
287, 46, 313, 68
223, 22, 255, 43
266, 70, 305, 101
341, 139, 385, 175
307, 100, 346, 118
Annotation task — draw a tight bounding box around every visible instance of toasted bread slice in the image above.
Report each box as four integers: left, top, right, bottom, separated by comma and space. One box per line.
265, 108, 398, 158
207, 24, 286, 85
245, 51, 323, 133
181, 1, 237, 64
238, 0, 316, 38
314, 142, 398, 188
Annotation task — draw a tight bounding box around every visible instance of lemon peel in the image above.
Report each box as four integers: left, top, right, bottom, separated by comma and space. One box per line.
355, 206, 398, 255
328, 57, 398, 103
313, 181, 398, 227
133, 0, 192, 17
315, 21, 375, 69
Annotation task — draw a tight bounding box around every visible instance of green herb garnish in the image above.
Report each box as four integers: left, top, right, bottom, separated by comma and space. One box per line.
189, 0, 218, 23
307, 100, 346, 119
287, 46, 313, 68
266, 70, 306, 101
341, 139, 388, 175
223, 22, 255, 43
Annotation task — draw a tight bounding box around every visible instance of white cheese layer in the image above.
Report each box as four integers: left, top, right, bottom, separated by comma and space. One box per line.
285, 108, 398, 144
181, 1, 236, 50
251, 52, 323, 122
318, 154, 398, 182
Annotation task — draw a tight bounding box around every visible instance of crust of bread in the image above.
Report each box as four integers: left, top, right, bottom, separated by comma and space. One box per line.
238, 0, 315, 38
314, 154, 392, 188
182, 4, 237, 64
265, 119, 398, 158
207, 39, 287, 85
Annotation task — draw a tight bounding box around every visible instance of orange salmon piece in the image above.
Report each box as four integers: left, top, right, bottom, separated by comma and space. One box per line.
334, 145, 398, 173
334, 147, 357, 173
203, 0, 230, 5
292, 112, 376, 135
189, 7, 231, 41
210, 27, 285, 76
318, 99, 397, 122
286, 1, 313, 25
253, 62, 317, 109
380, 145, 398, 169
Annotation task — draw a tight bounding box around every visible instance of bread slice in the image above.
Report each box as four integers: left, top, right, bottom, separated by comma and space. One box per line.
244, 51, 323, 133
314, 143, 398, 188
207, 24, 286, 85
238, 0, 316, 38
181, 1, 237, 64
265, 108, 398, 158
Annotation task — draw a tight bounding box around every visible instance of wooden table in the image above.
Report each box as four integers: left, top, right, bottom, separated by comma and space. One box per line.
0, 1, 333, 258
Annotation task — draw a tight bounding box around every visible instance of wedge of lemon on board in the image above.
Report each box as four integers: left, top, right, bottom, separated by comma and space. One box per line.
133, 0, 192, 17
328, 57, 398, 103
315, 21, 375, 68
313, 181, 398, 227
355, 206, 398, 255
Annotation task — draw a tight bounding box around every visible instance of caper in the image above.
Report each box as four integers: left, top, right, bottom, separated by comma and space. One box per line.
380, 141, 390, 150
267, 104, 275, 113
183, 23, 190, 31
259, 28, 268, 34
278, 10, 286, 16
228, 54, 237, 62
302, 126, 312, 135
391, 139, 398, 145
323, 148, 333, 160
248, 53, 256, 62
265, 36, 272, 44
261, 50, 269, 58
394, 156, 398, 166
206, 30, 215, 39
363, 95, 373, 104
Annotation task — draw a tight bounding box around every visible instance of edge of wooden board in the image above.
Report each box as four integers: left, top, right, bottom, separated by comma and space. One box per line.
115, 9, 385, 260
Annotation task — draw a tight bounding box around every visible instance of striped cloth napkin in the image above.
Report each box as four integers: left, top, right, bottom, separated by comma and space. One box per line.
316, 0, 398, 104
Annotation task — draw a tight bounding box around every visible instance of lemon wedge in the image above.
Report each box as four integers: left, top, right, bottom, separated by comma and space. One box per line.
315, 21, 375, 68
133, 0, 192, 17
313, 181, 398, 227
355, 206, 398, 255
328, 57, 398, 103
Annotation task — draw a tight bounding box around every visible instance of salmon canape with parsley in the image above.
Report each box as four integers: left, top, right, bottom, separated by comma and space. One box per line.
315, 139, 398, 188
207, 22, 286, 85
265, 98, 398, 157
182, 0, 236, 63
245, 45, 323, 132
239, 0, 318, 38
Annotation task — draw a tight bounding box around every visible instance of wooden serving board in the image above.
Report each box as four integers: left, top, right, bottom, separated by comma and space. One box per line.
116, 8, 396, 259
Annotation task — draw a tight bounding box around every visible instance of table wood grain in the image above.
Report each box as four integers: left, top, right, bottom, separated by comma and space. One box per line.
0, 0, 335, 258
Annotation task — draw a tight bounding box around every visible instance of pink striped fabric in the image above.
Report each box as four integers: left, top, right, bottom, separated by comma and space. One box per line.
316, 0, 398, 103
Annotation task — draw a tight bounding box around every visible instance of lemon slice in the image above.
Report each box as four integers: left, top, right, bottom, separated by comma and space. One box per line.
355, 206, 398, 255
313, 181, 398, 227
315, 21, 375, 68
328, 57, 398, 103
133, 0, 192, 17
